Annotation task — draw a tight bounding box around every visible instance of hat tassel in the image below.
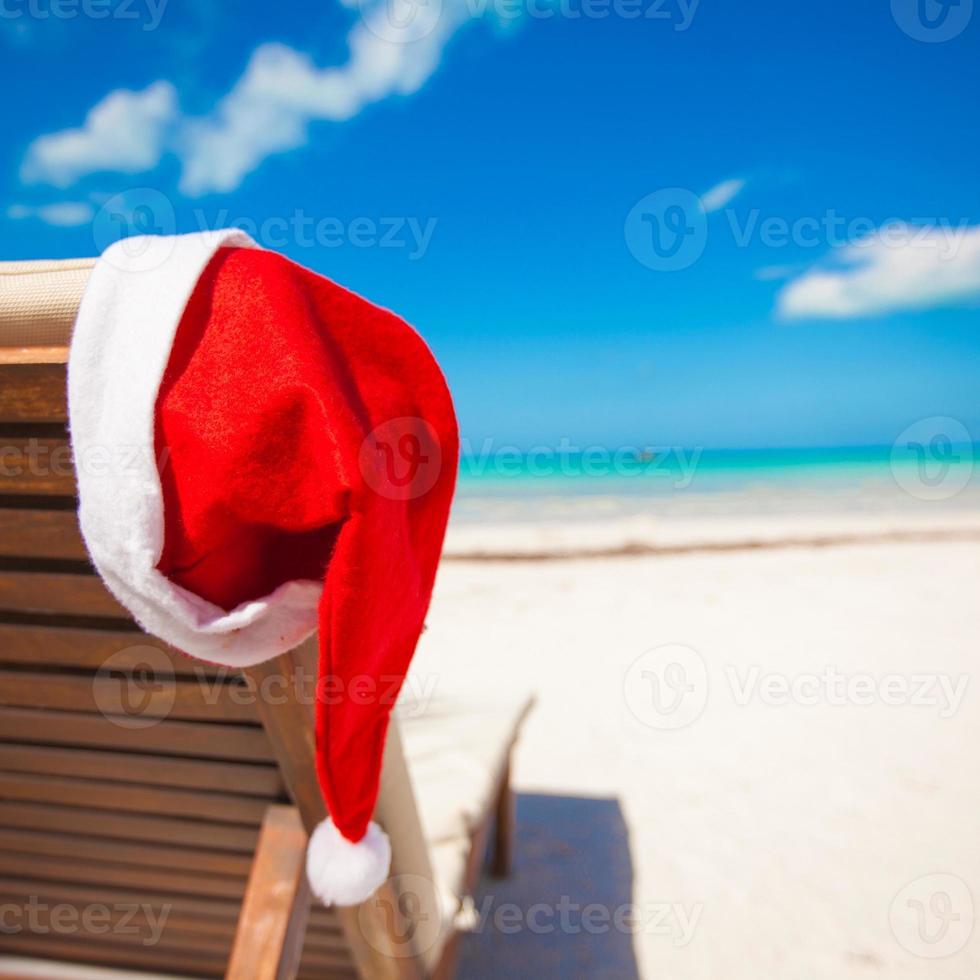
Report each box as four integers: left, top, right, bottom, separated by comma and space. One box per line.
306, 817, 391, 906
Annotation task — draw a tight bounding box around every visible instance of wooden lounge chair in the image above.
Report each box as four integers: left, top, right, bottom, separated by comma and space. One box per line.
0, 259, 533, 980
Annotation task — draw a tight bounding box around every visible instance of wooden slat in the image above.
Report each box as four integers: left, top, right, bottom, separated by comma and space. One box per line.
0, 507, 85, 560
0, 874, 244, 921
308, 908, 347, 932
297, 970, 359, 980
300, 948, 360, 970
0, 670, 257, 722
0, 933, 226, 978
0, 873, 241, 935
0, 360, 68, 424
9, 918, 235, 957
228, 806, 310, 980
0, 771, 269, 824
0, 706, 273, 761
0, 347, 69, 365
0, 928, 231, 954
0, 893, 238, 940
0, 623, 221, 676
302, 926, 348, 949
0, 891, 228, 939
0, 850, 245, 900
0, 887, 237, 973
0, 438, 74, 496
0, 743, 281, 796
40, 925, 234, 957
0, 801, 259, 852
0, 826, 252, 876
0, 570, 126, 617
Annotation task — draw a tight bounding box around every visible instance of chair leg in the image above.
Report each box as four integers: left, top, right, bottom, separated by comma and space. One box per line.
490, 760, 515, 878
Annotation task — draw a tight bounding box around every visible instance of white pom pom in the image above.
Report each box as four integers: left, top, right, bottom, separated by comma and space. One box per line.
306, 818, 391, 906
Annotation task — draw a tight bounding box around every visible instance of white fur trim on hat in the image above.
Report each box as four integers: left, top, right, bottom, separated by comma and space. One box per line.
68, 231, 322, 669
306, 818, 391, 906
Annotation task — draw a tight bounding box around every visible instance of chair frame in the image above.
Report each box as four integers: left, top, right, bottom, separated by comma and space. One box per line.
0, 341, 518, 980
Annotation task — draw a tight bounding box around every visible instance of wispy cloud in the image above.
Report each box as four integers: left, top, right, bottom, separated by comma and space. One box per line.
776, 223, 980, 319
700, 177, 744, 214
7, 201, 95, 226
21, 0, 482, 196
22, 82, 178, 188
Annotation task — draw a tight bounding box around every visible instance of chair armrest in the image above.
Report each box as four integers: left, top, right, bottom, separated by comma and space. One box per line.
227, 805, 310, 980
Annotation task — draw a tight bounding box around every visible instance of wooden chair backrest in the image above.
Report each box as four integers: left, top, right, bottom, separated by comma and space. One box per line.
0, 268, 437, 979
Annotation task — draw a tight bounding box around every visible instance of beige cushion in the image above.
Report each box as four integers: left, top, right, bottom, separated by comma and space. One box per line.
398, 688, 533, 892
0, 259, 93, 347
396, 686, 533, 969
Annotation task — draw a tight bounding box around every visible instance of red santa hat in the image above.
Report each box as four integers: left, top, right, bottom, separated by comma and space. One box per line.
68, 230, 458, 906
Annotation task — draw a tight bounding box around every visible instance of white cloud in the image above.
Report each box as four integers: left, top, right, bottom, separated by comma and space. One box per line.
21, 82, 178, 188
7, 201, 95, 226
700, 177, 744, 214
179, 1, 473, 195
777, 223, 980, 319
22, 0, 481, 196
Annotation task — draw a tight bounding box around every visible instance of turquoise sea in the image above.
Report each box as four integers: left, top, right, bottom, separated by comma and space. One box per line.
453, 444, 980, 524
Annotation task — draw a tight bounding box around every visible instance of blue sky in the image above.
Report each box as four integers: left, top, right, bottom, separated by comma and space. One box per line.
3, 0, 979, 450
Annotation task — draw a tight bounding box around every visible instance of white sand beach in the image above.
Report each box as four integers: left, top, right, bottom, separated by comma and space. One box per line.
415, 505, 980, 979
